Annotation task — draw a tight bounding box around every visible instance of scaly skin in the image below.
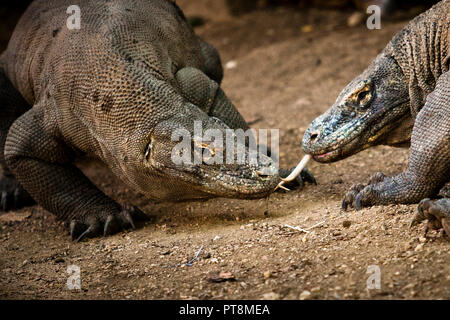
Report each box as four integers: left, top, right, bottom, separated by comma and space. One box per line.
410, 198, 450, 236
0, 0, 311, 241
303, 1, 449, 210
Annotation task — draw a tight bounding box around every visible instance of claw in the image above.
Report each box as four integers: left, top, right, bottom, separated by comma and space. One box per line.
70, 220, 86, 241
76, 222, 101, 242
354, 194, 363, 210
68, 205, 147, 240
120, 210, 136, 229
275, 182, 291, 191
342, 198, 349, 211
103, 214, 121, 236
409, 216, 418, 228
76, 228, 91, 242
368, 172, 387, 185
76, 225, 94, 242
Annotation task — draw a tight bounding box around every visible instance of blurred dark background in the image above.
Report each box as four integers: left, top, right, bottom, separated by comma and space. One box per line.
0, 0, 440, 51
225, 0, 438, 15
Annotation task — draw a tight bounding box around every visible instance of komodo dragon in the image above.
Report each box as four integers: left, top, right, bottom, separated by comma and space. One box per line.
0, 0, 312, 241
302, 1, 449, 232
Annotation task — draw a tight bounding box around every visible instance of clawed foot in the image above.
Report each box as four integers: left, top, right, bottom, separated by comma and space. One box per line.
0, 174, 35, 211
410, 198, 450, 237
277, 167, 316, 191
69, 205, 149, 242
342, 172, 387, 210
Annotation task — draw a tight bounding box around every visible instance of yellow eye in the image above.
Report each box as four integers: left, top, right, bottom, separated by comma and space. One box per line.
357, 89, 371, 104
144, 140, 152, 161
352, 82, 372, 106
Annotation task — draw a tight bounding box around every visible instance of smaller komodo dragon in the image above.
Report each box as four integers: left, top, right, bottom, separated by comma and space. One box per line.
302, 1, 449, 233
0, 0, 312, 241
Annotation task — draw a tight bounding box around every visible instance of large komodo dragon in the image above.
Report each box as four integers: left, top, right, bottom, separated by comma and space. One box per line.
302, 1, 449, 234
0, 0, 310, 241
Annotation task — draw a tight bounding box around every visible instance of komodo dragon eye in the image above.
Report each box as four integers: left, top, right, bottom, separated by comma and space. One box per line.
352, 82, 373, 107
144, 140, 153, 161
357, 90, 370, 103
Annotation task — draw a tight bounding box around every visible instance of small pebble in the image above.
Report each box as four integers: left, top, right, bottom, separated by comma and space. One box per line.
299, 290, 311, 300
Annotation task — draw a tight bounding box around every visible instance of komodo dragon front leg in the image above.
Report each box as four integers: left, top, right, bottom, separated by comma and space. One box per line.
0, 67, 35, 211
4, 105, 147, 241
342, 71, 450, 209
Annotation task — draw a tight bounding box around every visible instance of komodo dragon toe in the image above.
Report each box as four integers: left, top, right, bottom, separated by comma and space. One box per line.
410, 198, 450, 237
69, 205, 149, 242
277, 167, 317, 191
0, 174, 35, 212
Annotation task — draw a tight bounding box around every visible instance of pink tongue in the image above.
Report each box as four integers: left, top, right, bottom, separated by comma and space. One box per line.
317, 151, 332, 158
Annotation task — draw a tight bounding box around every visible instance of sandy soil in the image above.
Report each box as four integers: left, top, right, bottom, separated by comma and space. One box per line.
0, 2, 449, 300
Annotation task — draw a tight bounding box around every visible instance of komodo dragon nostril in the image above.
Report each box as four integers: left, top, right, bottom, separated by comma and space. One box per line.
310, 130, 320, 141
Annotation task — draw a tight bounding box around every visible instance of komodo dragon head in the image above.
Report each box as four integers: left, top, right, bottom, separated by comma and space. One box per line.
105, 104, 279, 201
302, 49, 413, 163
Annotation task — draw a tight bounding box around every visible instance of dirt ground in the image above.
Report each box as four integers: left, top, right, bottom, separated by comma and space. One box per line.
0, 1, 449, 300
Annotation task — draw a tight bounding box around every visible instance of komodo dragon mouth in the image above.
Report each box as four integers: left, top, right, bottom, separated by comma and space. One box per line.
150, 161, 280, 200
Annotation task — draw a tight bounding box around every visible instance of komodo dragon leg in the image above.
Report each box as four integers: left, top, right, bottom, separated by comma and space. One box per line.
343, 71, 450, 210
198, 38, 224, 85
175, 67, 315, 189
410, 198, 450, 236
0, 67, 35, 211
4, 105, 147, 241
175, 67, 250, 130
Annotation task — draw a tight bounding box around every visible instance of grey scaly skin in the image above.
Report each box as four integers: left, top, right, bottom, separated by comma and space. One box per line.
303, 1, 449, 215
0, 0, 312, 241
410, 198, 450, 236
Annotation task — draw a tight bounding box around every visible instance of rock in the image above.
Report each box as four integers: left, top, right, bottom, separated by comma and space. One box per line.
301, 25, 313, 33
299, 290, 312, 300
225, 61, 237, 70
342, 220, 352, 228
263, 271, 272, 279
202, 252, 211, 259
54, 257, 65, 263
206, 271, 236, 283
262, 292, 280, 300
414, 244, 424, 252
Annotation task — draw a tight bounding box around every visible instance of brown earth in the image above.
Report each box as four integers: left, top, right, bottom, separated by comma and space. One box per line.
0, 2, 449, 300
